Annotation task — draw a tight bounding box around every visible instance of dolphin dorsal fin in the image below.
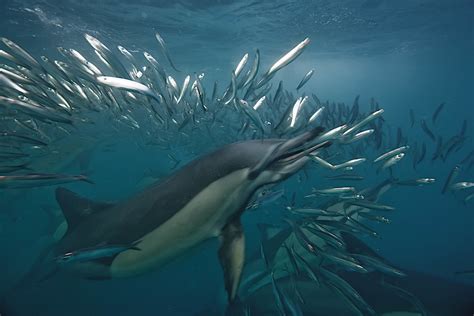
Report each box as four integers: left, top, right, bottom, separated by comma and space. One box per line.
257, 223, 292, 264
55, 187, 115, 229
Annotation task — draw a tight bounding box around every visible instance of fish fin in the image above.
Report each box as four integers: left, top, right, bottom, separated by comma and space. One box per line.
218, 217, 245, 303
55, 187, 115, 231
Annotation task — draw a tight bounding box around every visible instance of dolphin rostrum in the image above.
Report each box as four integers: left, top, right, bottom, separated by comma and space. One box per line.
53, 126, 329, 302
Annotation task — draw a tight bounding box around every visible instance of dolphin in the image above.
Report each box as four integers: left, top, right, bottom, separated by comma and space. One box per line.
52, 126, 330, 302
231, 227, 474, 316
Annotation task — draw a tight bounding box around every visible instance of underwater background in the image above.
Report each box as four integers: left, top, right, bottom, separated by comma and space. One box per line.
0, 0, 473, 315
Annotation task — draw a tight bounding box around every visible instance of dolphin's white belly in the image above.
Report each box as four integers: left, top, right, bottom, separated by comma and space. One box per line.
110, 169, 254, 278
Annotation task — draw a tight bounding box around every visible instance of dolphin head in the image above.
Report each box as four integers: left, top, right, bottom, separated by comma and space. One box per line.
245, 126, 329, 186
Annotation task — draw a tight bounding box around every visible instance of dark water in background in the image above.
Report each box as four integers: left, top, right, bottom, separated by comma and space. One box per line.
0, 0, 473, 315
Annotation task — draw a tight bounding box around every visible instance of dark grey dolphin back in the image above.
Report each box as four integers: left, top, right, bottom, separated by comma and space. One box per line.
55, 140, 281, 252
55, 126, 325, 254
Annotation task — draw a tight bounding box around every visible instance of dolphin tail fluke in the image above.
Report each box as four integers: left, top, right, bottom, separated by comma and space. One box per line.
219, 218, 245, 303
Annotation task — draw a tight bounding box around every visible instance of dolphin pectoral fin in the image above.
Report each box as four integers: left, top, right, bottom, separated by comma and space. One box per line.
218, 218, 245, 303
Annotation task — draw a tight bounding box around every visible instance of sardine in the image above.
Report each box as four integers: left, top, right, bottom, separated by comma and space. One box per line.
342, 109, 384, 136
432, 102, 445, 124
308, 107, 325, 124
381, 153, 405, 170
176, 75, 190, 104
234, 53, 249, 77
96, 76, 159, 101
420, 119, 436, 142
296, 69, 314, 91
267, 38, 310, 78
441, 164, 460, 194
253, 96, 266, 111
450, 182, 474, 190
0, 96, 72, 125
374, 146, 409, 163
57, 241, 141, 264
155, 32, 180, 72
346, 200, 395, 211
396, 178, 436, 186
312, 186, 356, 195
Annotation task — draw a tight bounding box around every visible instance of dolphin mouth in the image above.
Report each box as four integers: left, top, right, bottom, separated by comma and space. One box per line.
274, 140, 330, 165
248, 127, 329, 180
269, 139, 331, 171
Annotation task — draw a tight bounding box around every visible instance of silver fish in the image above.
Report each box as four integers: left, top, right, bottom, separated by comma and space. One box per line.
0, 37, 40, 69
381, 153, 405, 170
270, 271, 286, 316
176, 75, 190, 104
0, 73, 28, 94
296, 69, 314, 91
0, 96, 72, 124
56, 241, 141, 264
343, 129, 374, 143
234, 53, 249, 77
333, 158, 366, 170
442, 164, 460, 194
343, 109, 384, 136
347, 200, 395, 211
155, 32, 180, 72
253, 96, 266, 110
96, 76, 159, 101
374, 146, 409, 163
268, 38, 310, 77
242, 49, 260, 88
352, 254, 406, 277
312, 187, 356, 195
290, 96, 307, 128
308, 106, 325, 124
396, 178, 436, 186
450, 181, 474, 190
320, 267, 376, 315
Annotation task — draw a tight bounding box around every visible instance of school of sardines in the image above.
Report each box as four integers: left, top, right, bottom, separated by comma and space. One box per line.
0, 32, 473, 315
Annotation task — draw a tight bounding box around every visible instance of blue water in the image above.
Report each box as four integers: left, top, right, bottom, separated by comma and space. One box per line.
0, 0, 473, 315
